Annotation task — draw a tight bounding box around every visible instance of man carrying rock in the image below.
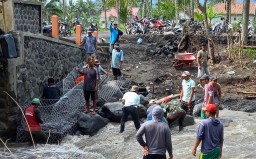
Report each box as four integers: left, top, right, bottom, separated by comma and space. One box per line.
24, 98, 47, 145
136, 106, 173, 159
200, 74, 214, 119
192, 104, 224, 159
81, 28, 97, 58
180, 71, 196, 115
197, 43, 210, 78
77, 56, 99, 115
111, 43, 124, 80
120, 85, 140, 133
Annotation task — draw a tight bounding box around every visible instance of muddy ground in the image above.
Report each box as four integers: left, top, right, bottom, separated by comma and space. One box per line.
100, 34, 256, 112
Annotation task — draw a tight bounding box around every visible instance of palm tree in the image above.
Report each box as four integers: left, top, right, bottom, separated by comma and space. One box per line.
116, 0, 120, 23
102, 0, 108, 30
175, 0, 179, 23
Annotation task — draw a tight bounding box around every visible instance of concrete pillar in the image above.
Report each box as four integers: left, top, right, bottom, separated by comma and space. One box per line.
76, 25, 81, 45
52, 15, 59, 39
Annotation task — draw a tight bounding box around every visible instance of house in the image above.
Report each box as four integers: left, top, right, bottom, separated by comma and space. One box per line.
211, 2, 256, 25
99, 7, 139, 29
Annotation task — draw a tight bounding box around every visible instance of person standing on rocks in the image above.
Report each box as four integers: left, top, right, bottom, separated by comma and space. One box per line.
77, 56, 99, 115
109, 21, 123, 53
136, 106, 173, 159
197, 43, 210, 78
200, 74, 214, 119
94, 59, 108, 80
24, 98, 47, 145
192, 104, 224, 159
210, 76, 222, 118
120, 85, 141, 133
111, 43, 123, 80
81, 28, 97, 58
180, 71, 196, 115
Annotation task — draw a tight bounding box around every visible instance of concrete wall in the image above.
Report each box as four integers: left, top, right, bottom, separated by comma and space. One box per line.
0, 32, 84, 139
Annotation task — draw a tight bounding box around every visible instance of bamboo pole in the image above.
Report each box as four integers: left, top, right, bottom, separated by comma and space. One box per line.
1, 0, 7, 32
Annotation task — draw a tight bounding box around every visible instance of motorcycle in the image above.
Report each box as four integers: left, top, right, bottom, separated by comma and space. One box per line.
42, 21, 52, 36
72, 19, 84, 34
142, 18, 164, 34
59, 21, 71, 37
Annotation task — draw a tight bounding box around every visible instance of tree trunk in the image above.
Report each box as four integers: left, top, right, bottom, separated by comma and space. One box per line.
151, 0, 153, 17
226, 0, 231, 25
175, 0, 179, 23
242, 0, 250, 44
116, 0, 120, 23
191, 0, 194, 18
142, 0, 146, 18
103, 0, 107, 30
158, 0, 160, 11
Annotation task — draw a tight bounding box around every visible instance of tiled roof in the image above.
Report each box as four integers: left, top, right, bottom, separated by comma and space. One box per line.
212, 2, 256, 15
100, 7, 139, 18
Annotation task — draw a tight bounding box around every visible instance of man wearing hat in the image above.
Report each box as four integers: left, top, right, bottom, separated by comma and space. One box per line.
120, 85, 141, 133
94, 59, 108, 80
111, 43, 124, 80
192, 104, 224, 159
24, 98, 47, 144
180, 71, 196, 115
81, 28, 97, 58
109, 21, 123, 53
200, 74, 214, 119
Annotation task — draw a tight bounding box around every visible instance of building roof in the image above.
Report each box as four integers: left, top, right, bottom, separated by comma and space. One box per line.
100, 7, 139, 18
212, 2, 256, 15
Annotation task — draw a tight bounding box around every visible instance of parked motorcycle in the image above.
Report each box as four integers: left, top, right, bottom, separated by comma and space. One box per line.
72, 19, 84, 34
42, 21, 52, 36
59, 21, 71, 37
142, 18, 164, 34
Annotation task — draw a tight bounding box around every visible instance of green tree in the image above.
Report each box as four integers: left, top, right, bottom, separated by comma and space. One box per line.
152, 0, 175, 20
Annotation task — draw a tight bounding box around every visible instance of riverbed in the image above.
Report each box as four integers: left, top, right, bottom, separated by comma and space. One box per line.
0, 110, 256, 159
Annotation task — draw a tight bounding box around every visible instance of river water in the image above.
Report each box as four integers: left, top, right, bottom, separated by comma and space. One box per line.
0, 110, 255, 159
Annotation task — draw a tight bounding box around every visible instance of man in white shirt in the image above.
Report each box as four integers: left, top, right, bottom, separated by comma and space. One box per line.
180, 71, 196, 115
120, 85, 141, 133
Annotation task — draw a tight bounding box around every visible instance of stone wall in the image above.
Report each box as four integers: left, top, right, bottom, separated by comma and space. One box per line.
0, 32, 84, 139
13, 1, 42, 33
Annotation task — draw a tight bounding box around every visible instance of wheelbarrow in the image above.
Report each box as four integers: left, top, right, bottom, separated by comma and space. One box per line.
172, 53, 196, 69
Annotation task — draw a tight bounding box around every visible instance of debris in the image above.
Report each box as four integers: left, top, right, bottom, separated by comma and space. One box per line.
227, 71, 235, 75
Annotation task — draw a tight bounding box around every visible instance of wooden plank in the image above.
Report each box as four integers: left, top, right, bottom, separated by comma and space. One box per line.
154, 94, 180, 104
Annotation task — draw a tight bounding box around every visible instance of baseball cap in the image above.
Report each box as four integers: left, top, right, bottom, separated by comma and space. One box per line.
32, 98, 40, 104
200, 74, 209, 80
210, 76, 218, 81
114, 43, 120, 48
94, 59, 100, 65
181, 71, 190, 76
205, 104, 217, 113
87, 28, 94, 33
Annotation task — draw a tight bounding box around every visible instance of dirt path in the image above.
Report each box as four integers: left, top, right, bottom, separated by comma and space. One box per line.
102, 34, 256, 112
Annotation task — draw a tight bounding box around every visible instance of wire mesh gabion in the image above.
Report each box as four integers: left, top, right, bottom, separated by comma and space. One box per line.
16, 64, 129, 143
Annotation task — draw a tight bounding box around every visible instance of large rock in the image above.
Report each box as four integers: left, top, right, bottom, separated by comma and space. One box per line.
170, 115, 195, 127
193, 102, 202, 117
78, 112, 109, 136
140, 95, 149, 106
99, 102, 147, 122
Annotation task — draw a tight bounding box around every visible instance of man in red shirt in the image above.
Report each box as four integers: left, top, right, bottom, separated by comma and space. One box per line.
24, 98, 46, 145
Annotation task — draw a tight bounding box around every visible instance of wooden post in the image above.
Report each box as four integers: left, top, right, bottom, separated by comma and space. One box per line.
52, 15, 59, 39
76, 25, 82, 45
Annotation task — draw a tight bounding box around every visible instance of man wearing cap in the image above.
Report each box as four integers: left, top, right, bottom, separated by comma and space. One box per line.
42, 78, 61, 102
109, 21, 123, 53
180, 71, 196, 115
200, 74, 214, 119
192, 104, 224, 159
111, 43, 124, 80
197, 44, 210, 78
120, 85, 141, 133
24, 98, 47, 144
136, 106, 173, 159
94, 59, 108, 79
81, 28, 97, 58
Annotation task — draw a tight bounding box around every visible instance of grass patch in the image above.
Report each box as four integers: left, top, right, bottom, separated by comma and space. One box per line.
243, 48, 256, 59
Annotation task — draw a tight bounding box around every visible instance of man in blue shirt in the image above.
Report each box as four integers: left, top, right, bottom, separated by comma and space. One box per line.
81, 28, 97, 58
111, 43, 123, 80
109, 21, 123, 53
192, 104, 224, 159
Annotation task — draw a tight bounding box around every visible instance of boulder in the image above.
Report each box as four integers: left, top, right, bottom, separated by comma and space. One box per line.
140, 95, 149, 106
170, 115, 195, 127
77, 112, 109, 136
99, 102, 147, 122
193, 102, 202, 117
